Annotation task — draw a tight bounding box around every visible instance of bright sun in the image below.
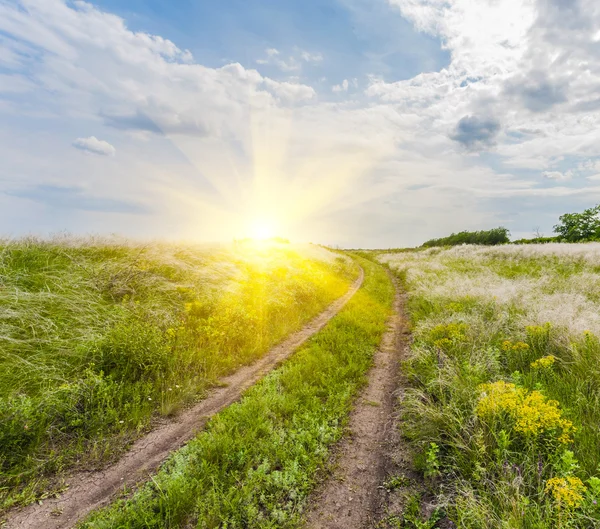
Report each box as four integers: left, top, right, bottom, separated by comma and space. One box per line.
249, 217, 278, 240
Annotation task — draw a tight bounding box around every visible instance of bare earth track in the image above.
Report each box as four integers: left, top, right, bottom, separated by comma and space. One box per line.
4, 268, 364, 529
305, 273, 409, 529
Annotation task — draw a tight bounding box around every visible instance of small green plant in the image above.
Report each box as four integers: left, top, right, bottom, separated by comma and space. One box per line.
401, 494, 444, 529
424, 443, 441, 479
384, 474, 410, 491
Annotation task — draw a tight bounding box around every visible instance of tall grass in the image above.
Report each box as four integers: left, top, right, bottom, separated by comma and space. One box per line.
0, 237, 357, 512
79, 256, 394, 529
380, 244, 600, 527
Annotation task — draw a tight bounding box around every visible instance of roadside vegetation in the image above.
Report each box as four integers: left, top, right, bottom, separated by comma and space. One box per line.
79, 255, 394, 528
0, 236, 357, 513
379, 243, 600, 527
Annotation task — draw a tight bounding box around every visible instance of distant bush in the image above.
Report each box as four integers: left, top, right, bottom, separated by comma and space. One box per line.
422, 227, 510, 248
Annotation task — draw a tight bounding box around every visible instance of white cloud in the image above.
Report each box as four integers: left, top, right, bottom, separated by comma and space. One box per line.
371, 0, 600, 173
0, 0, 316, 138
262, 78, 316, 102
579, 159, 600, 173
256, 47, 323, 72
72, 136, 116, 156
332, 79, 349, 93
299, 50, 323, 63
542, 170, 572, 181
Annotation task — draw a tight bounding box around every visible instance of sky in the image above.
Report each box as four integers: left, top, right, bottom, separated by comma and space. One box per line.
2, 0, 600, 247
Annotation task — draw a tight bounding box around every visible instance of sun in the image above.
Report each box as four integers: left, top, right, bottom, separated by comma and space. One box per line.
249, 217, 278, 240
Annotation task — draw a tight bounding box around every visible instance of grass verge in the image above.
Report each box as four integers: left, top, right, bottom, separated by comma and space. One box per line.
0, 238, 356, 512
79, 255, 394, 528
379, 244, 600, 528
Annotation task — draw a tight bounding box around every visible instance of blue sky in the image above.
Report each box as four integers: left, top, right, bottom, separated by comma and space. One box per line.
2, 0, 600, 247
91, 0, 449, 83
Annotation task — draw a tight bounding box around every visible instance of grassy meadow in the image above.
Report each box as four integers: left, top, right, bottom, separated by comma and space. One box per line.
379, 243, 600, 528
0, 236, 357, 512
80, 255, 394, 528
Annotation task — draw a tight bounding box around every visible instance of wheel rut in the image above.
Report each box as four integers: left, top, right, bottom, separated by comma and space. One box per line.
304, 272, 410, 529
3, 268, 364, 529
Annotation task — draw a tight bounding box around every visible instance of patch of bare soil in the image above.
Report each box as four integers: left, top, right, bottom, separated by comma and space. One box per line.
304, 273, 412, 529
3, 268, 364, 529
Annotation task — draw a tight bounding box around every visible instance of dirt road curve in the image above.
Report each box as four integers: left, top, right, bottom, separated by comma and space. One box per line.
305, 273, 408, 529
3, 267, 364, 529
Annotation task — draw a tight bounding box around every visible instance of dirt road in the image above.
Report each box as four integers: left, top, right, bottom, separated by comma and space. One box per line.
304, 273, 409, 528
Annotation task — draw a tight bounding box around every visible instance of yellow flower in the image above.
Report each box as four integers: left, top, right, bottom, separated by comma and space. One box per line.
531, 355, 556, 369
429, 323, 468, 342
501, 340, 530, 352
545, 476, 586, 509
447, 302, 463, 313
434, 338, 453, 349
476, 381, 574, 444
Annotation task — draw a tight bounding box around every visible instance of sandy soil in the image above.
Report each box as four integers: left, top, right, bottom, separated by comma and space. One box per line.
3, 268, 364, 529
304, 273, 410, 529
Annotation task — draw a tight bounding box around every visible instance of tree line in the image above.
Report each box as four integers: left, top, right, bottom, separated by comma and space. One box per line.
422, 204, 600, 247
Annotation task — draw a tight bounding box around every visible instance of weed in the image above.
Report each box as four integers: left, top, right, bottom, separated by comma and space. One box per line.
384, 474, 410, 491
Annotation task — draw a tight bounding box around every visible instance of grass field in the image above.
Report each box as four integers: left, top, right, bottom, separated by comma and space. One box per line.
0, 237, 358, 512
379, 243, 600, 528
13, 236, 600, 529
78, 255, 394, 528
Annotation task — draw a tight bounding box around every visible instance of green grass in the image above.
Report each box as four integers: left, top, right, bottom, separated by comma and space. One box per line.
380, 245, 600, 528
79, 255, 394, 528
0, 237, 357, 512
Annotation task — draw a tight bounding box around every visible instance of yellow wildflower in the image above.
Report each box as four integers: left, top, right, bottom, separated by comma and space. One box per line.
501, 340, 530, 352
531, 355, 556, 369
476, 381, 574, 444
526, 323, 552, 335
545, 476, 586, 509
434, 338, 453, 349
429, 323, 468, 342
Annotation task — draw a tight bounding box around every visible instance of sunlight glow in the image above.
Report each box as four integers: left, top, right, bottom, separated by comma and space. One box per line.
249, 217, 278, 240
147, 100, 392, 244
